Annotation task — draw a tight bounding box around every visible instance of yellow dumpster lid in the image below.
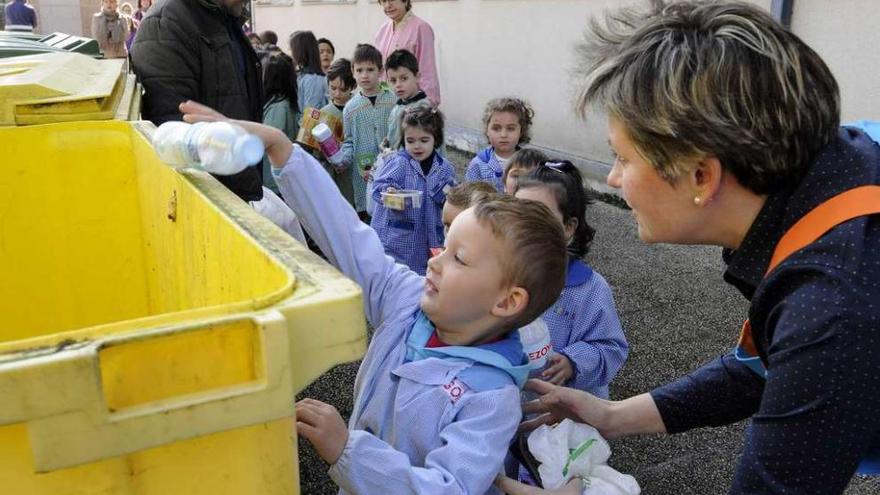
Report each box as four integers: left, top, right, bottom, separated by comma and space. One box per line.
0, 52, 130, 126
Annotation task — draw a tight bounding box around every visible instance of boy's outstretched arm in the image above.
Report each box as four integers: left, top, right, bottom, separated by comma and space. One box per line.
180, 101, 423, 329
181, 101, 294, 166
274, 146, 423, 328
300, 391, 521, 495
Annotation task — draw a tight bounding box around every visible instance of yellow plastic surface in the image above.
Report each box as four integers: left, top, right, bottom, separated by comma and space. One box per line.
0, 52, 137, 125
0, 121, 367, 494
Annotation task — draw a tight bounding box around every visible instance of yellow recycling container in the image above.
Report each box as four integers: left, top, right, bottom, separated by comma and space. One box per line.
0, 120, 367, 494
0, 51, 140, 126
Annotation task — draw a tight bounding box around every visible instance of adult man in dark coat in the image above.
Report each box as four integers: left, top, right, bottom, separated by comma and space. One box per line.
131, 0, 264, 202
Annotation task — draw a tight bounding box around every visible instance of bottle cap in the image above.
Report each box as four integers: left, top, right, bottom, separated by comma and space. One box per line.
311, 123, 331, 141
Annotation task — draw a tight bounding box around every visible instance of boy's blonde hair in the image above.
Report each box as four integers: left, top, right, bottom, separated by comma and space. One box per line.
482, 97, 535, 145
472, 196, 567, 332
445, 181, 497, 209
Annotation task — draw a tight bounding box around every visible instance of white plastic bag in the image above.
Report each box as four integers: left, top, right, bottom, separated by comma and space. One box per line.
527, 419, 640, 495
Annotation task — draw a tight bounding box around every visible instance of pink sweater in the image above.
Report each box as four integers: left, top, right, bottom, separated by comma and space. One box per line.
375, 12, 441, 107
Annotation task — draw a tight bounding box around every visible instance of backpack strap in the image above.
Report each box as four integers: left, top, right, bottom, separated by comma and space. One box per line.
768, 186, 880, 273
736, 185, 880, 376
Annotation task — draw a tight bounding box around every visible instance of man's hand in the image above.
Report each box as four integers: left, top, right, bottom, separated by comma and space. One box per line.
542, 353, 574, 385
295, 398, 349, 465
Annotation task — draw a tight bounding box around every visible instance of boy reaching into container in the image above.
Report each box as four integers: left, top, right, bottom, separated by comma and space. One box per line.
179, 100, 569, 495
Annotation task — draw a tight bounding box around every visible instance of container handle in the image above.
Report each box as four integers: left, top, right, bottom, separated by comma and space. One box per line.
1, 312, 293, 472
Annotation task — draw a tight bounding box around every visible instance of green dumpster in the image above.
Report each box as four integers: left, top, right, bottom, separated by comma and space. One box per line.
0, 36, 64, 58
0, 31, 44, 43
39, 32, 101, 57
0, 31, 102, 58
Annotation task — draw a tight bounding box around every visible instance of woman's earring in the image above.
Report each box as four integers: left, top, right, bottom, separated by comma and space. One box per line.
694, 197, 702, 205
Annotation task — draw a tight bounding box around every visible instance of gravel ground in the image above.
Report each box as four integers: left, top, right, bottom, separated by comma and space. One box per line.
294, 149, 880, 494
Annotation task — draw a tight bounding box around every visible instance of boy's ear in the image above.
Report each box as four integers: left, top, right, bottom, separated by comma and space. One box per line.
491, 286, 529, 319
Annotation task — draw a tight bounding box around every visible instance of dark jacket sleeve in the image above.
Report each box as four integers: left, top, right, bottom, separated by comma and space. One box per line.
130, 11, 199, 125
650, 352, 765, 433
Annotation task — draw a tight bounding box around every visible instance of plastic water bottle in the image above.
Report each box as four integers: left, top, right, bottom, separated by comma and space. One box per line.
311, 123, 344, 165
520, 318, 553, 378
519, 318, 553, 405
153, 121, 264, 175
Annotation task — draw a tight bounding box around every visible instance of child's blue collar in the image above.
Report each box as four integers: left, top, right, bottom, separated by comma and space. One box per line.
404, 311, 530, 390
478, 146, 494, 163
566, 258, 593, 287
399, 149, 439, 167
479, 146, 523, 165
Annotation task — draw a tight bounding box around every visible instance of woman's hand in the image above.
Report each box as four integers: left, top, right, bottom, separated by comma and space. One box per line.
520, 380, 667, 440
495, 475, 583, 495
519, 379, 613, 436
178, 101, 293, 167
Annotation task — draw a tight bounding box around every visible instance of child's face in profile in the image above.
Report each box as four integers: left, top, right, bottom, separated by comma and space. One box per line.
387, 66, 420, 100
422, 209, 515, 345
487, 111, 522, 159
328, 77, 352, 107
404, 126, 435, 162
353, 62, 381, 94
441, 202, 464, 235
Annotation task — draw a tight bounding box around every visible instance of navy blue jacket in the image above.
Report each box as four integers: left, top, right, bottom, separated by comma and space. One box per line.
651, 127, 880, 494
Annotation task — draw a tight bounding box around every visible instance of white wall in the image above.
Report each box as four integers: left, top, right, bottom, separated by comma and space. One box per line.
24, 0, 89, 36
254, 0, 880, 187
789, 0, 880, 124
38, 0, 82, 34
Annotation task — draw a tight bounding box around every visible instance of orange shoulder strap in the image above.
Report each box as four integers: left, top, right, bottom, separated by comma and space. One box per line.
766, 185, 880, 274
737, 185, 880, 362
